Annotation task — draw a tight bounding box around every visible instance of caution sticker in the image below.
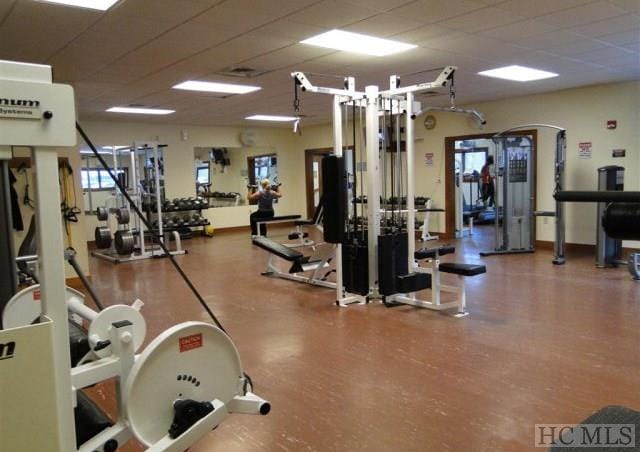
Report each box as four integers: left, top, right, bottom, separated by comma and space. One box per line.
33, 289, 41, 301
179, 333, 203, 352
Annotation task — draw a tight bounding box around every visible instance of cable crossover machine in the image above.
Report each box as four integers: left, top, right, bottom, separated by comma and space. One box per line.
291, 66, 486, 314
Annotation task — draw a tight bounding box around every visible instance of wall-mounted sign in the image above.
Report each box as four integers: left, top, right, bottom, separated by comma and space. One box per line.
425, 152, 434, 167
607, 120, 617, 129
578, 142, 592, 159
612, 149, 626, 158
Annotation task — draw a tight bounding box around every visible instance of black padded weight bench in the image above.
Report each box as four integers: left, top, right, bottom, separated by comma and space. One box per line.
255, 215, 301, 238
411, 244, 486, 316
252, 236, 336, 289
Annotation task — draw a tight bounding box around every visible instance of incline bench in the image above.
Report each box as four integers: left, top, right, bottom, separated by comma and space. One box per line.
252, 236, 335, 288
413, 244, 486, 315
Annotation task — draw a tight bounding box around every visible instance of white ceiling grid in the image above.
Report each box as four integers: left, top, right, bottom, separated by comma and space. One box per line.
0, 0, 636, 125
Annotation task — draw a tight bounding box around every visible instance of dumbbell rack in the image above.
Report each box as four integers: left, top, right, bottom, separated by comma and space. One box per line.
92, 141, 186, 263
145, 197, 211, 239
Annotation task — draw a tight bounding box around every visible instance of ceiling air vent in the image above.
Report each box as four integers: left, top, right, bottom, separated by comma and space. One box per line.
215, 66, 269, 78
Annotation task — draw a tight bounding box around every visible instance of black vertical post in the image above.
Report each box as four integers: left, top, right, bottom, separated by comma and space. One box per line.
0, 160, 17, 327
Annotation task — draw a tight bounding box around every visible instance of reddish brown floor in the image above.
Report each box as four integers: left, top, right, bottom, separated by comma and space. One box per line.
86, 225, 640, 451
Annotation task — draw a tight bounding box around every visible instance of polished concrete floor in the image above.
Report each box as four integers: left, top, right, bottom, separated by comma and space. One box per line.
86, 225, 640, 451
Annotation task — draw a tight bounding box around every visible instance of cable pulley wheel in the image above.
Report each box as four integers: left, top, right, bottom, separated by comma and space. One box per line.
115, 230, 135, 255
95, 226, 112, 249
96, 206, 109, 221
116, 207, 131, 225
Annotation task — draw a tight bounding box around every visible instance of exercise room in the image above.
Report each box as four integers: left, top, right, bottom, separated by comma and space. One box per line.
1, 0, 639, 450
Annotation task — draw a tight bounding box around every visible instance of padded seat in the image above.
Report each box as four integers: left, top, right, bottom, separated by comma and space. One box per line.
259, 215, 301, 223
252, 237, 303, 261
294, 219, 315, 226
439, 262, 486, 276
414, 244, 456, 260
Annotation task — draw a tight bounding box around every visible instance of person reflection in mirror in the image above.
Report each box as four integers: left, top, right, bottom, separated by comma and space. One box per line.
248, 179, 282, 237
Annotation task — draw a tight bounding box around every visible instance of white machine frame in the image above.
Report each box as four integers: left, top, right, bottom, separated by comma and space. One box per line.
0, 60, 267, 451
292, 67, 474, 314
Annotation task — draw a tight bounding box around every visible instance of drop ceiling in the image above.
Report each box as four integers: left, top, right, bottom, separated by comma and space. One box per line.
1, 0, 638, 126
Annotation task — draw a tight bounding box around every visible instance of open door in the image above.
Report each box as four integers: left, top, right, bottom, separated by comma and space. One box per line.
305, 148, 333, 218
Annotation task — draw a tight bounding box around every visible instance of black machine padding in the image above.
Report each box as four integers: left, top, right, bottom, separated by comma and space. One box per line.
602, 203, 640, 240
414, 245, 456, 260
322, 156, 347, 243
75, 390, 113, 447
252, 237, 303, 261
68, 320, 90, 367
396, 273, 432, 293
554, 190, 640, 203
258, 215, 301, 222
439, 262, 486, 276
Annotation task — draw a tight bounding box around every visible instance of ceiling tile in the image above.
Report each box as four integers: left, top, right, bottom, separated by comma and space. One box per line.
286, 0, 380, 28
609, 0, 640, 14
389, 0, 487, 23
0, 0, 100, 62
345, 13, 425, 37
598, 28, 640, 46
570, 13, 640, 37
550, 38, 611, 57
440, 6, 526, 32
538, 1, 627, 28
345, 0, 416, 12
512, 30, 585, 51
496, 0, 597, 18
389, 24, 459, 43
479, 19, 559, 40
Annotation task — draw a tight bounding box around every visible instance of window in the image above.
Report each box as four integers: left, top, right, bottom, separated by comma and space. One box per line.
196, 165, 210, 184
249, 155, 277, 184
81, 168, 127, 190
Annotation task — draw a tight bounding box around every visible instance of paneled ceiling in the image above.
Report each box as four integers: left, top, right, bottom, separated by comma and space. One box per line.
1, 0, 638, 126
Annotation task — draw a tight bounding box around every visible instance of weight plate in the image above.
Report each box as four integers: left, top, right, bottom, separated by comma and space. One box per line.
96, 206, 109, 221
115, 230, 135, 255
95, 226, 112, 249
116, 207, 130, 225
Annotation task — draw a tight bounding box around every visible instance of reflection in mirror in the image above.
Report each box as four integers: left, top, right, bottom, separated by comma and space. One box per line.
193, 147, 279, 208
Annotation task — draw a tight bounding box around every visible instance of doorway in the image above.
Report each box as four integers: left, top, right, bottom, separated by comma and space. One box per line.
305, 148, 333, 218
444, 131, 537, 242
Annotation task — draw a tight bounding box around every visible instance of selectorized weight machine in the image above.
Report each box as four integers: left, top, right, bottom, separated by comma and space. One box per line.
292, 66, 486, 313
480, 124, 567, 263
0, 59, 268, 451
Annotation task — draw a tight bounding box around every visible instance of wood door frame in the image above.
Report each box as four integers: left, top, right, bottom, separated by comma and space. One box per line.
305, 147, 333, 218
444, 130, 538, 239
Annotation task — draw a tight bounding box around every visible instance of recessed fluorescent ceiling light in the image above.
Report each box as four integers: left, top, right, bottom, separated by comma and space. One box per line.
246, 115, 298, 121
173, 80, 261, 94
107, 107, 175, 115
300, 29, 416, 56
38, 0, 120, 11
478, 65, 558, 82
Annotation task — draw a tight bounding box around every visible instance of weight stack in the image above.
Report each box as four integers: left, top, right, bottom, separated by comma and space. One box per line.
322, 155, 347, 243
378, 232, 408, 296
342, 241, 369, 296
